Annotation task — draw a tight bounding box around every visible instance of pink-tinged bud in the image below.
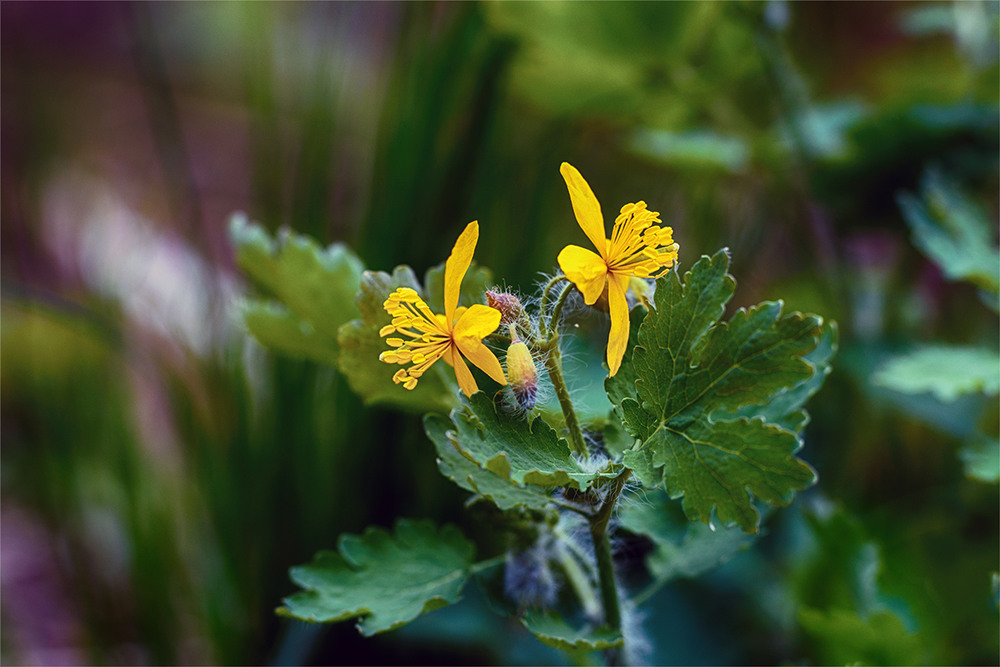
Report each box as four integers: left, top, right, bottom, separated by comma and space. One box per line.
486, 289, 525, 327
506, 328, 538, 411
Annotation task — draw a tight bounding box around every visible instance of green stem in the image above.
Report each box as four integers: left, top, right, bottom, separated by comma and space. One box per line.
538, 275, 568, 336
469, 554, 507, 575
543, 334, 588, 459
556, 543, 602, 620
547, 282, 575, 333
589, 470, 631, 634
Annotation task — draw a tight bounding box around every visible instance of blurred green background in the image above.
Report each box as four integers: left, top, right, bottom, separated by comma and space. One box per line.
1, 2, 997, 665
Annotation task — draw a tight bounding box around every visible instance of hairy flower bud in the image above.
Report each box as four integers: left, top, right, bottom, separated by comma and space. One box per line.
486, 288, 525, 327
506, 325, 538, 411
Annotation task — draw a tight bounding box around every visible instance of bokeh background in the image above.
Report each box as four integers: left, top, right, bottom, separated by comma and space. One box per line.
2, 2, 997, 665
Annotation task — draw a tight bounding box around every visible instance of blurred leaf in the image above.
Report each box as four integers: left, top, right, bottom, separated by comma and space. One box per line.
606, 251, 824, 532
445, 393, 618, 490
626, 128, 750, 172
486, 2, 729, 123
841, 343, 988, 440
424, 413, 555, 511
240, 301, 339, 367
230, 214, 364, 364
520, 611, 623, 652
872, 345, 1000, 401
279, 519, 474, 636
798, 607, 924, 666
619, 489, 756, 596
0, 304, 111, 386
796, 507, 884, 613
337, 267, 457, 414
793, 505, 931, 665
898, 170, 1000, 297
959, 436, 1000, 483
777, 100, 870, 160
899, 5, 955, 36
900, 2, 999, 68
601, 410, 635, 460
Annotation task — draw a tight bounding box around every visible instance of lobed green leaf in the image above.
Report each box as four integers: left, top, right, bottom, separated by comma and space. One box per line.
444, 393, 620, 490
898, 169, 1000, 298
278, 519, 475, 636
607, 250, 827, 532
872, 344, 1000, 402
520, 611, 624, 652
230, 214, 363, 365
424, 413, 556, 510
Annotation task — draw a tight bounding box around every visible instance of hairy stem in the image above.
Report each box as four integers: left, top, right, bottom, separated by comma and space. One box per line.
543, 336, 588, 459
538, 275, 568, 336
548, 282, 576, 333
590, 470, 631, 640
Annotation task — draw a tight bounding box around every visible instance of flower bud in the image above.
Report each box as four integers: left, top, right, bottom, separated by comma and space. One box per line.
629, 276, 654, 310
505, 326, 538, 411
486, 288, 526, 327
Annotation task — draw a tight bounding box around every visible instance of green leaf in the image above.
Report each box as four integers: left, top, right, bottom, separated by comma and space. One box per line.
959, 436, 1000, 483
446, 393, 618, 490
337, 267, 456, 414
796, 507, 884, 614
424, 413, 556, 511
601, 410, 636, 460
720, 321, 838, 433
798, 608, 924, 667
872, 345, 1000, 401
898, 169, 1000, 296
230, 214, 364, 365
626, 128, 750, 173
619, 489, 756, 593
520, 611, 623, 652
240, 301, 340, 367
606, 250, 824, 532
278, 519, 475, 636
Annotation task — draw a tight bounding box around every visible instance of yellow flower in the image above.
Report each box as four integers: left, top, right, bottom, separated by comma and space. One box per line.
556, 162, 679, 377
379, 221, 507, 397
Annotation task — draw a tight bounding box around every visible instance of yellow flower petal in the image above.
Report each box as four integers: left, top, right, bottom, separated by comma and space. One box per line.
450, 347, 479, 397
560, 162, 608, 257
557, 244, 608, 305
452, 304, 502, 340
444, 221, 479, 326
606, 273, 631, 377
456, 337, 507, 386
